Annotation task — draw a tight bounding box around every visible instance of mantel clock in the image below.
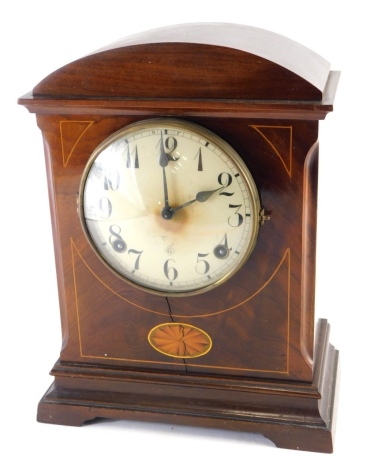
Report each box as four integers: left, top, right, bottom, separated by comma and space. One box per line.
18, 23, 340, 453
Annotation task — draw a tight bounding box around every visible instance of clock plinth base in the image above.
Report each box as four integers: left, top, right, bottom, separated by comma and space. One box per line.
37, 320, 338, 453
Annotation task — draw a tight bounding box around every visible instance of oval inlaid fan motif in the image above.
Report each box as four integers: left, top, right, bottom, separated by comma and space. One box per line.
148, 323, 212, 359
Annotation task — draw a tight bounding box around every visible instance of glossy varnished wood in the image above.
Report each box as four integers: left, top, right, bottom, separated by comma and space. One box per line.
19, 23, 339, 452
32, 23, 332, 101
32, 113, 318, 381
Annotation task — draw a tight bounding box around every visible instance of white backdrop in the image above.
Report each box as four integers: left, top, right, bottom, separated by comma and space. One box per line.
3, 1, 364, 468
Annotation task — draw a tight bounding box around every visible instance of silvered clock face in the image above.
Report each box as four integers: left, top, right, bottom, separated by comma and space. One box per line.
81, 119, 260, 295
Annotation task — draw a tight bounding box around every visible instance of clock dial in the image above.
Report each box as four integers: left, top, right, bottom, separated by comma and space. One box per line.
81, 119, 260, 295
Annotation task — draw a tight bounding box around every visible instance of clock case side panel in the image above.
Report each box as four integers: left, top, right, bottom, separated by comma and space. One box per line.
37, 118, 69, 352
301, 140, 319, 366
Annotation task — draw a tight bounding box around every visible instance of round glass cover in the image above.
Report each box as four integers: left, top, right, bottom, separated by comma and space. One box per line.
81, 119, 260, 295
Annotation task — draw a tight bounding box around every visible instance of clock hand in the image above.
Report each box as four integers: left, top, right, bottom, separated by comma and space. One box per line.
158, 132, 169, 168
172, 186, 223, 213
161, 167, 174, 220
159, 133, 174, 220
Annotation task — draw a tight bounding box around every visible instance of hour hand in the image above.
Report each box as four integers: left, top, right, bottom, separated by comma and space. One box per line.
173, 186, 222, 213
196, 187, 222, 202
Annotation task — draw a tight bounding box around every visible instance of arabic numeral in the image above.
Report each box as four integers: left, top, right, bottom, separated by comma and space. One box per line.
128, 249, 143, 270
164, 259, 178, 281
99, 197, 112, 219
213, 234, 231, 259
165, 136, 178, 152
218, 172, 234, 196
228, 204, 244, 227
109, 225, 127, 253
125, 144, 139, 169
103, 168, 120, 190
159, 135, 179, 161
196, 253, 210, 274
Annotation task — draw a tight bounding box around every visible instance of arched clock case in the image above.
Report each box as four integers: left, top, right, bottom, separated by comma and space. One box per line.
18, 23, 340, 453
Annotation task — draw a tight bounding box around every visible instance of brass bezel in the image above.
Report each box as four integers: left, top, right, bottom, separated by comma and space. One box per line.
79, 118, 261, 297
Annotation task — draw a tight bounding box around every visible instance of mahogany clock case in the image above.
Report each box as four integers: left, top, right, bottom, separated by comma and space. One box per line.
18, 23, 339, 453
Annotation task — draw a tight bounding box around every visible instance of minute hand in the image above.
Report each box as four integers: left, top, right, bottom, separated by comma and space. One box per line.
172, 186, 223, 213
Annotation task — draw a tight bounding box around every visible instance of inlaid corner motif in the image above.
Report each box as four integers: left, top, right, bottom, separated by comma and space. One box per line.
60, 120, 94, 168
250, 125, 293, 177
148, 323, 212, 359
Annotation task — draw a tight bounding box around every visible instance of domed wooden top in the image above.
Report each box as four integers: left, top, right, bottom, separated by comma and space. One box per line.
32, 23, 335, 102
